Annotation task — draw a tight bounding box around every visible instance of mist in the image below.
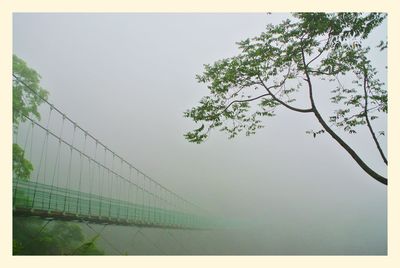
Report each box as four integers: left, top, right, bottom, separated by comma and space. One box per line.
13, 13, 387, 255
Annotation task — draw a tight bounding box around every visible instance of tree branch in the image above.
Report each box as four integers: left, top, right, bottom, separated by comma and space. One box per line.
300, 45, 387, 185
363, 74, 388, 165
332, 106, 380, 129
221, 92, 271, 114
308, 70, 333, 76
306, 30, 332, 67
257, 74, 313, 113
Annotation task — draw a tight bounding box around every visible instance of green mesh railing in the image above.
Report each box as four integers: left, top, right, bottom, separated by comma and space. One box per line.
13, 179, 218, 229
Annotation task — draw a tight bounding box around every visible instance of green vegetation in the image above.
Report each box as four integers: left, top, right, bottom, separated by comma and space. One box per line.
13, 218, 104, 255
12, 55, 104, 255
13, 55, 48, 182
185, 13, 387, 185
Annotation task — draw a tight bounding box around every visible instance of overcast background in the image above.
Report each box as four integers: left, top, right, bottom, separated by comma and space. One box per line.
13, 13, 387, 254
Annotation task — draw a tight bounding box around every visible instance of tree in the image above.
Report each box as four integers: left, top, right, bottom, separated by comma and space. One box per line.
13, 55, 48, 181
184, 13, 387, 185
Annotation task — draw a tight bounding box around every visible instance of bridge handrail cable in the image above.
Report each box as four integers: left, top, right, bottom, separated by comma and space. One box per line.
13, 74, 207, 214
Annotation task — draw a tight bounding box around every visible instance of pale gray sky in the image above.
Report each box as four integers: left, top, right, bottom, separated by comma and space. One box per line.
13, 13, 387, 254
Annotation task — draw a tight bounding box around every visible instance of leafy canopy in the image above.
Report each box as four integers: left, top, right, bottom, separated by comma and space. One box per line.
13, 55, 48, 127
184, 13, 387, 143
13, 55, 48, 181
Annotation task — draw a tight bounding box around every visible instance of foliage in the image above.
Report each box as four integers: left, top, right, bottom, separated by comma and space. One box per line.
184, 13, 387, 184
13, 55, 48, 127
12, 143, 33, 181
13, 55, 49, 181
13, 217, 104, 255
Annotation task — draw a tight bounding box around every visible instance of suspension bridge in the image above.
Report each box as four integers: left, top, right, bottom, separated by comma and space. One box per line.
12, 74, 221, 232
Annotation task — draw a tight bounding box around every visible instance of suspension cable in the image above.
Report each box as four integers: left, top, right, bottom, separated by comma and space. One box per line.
13, 74, 206, 214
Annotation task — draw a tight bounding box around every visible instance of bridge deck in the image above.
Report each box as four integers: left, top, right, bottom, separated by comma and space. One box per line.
13, 180, 214, 230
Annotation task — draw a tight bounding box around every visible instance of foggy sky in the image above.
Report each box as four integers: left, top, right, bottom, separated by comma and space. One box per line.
13, 13, 387, 254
